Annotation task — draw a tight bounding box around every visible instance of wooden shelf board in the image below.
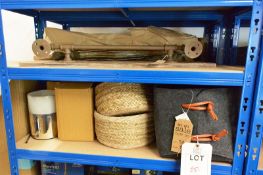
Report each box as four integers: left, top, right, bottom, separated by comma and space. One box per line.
16, 135, 231, 167
8, 60, 244, 73
16, 136, 172, 161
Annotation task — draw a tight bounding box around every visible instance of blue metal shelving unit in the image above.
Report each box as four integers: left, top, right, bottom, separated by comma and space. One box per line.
0, 0, 262, 175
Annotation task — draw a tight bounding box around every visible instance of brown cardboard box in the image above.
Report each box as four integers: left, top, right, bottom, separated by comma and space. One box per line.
0, 101, 10, 175
47, 81, 61, 90
0, 80, 39, 175
20, 167, 39, 175
19, 160, 40, 175
53, 82, 94, 141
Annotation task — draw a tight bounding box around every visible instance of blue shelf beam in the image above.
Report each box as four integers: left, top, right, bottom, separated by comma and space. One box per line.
38, 11, 224, 22
7, 67, 244, 86
39, 11, 223, 27
16, 149, 232, 175
62, 21, 214, 27
1, 0, 253, 10
11, 9, 253, 28
11, 10, 224, 27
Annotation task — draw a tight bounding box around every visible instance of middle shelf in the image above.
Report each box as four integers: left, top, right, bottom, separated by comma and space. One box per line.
8, 79, 242, 174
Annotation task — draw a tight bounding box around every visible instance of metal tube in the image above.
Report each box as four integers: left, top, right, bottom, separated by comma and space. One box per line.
33, 39, 202, 60
52, 44, 179, 52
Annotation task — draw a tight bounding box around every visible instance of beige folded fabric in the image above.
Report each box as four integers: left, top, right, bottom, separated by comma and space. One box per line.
45, 26, 199, 47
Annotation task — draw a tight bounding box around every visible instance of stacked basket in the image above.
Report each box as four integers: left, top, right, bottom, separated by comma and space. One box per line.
95, 83, 154, 149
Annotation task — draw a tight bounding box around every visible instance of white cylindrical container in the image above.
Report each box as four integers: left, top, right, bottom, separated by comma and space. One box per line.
27, 90, 57, 139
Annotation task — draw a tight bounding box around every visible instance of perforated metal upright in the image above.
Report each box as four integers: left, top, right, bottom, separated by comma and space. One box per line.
244, 18, 263, 175
0, 0, 263, 175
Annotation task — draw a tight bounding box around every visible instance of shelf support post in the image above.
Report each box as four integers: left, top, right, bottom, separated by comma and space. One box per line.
232, 0, 263, 174
230, 17, 241, 65
203, 25, 214, 62
244, 7, 263, 174
0, 10, 19, 175
216, 15, 234, 65
215, 21, 226, 65
230, 10, 252, 65
34, 12, 46, 39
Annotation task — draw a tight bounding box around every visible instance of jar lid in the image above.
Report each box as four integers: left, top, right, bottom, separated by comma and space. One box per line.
27, 90, 55, 114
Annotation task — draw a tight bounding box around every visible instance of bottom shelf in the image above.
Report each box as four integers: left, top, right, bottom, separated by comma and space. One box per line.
16, 136, 231, 174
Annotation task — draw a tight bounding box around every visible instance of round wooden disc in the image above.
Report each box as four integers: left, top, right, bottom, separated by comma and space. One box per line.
32, 39, 51, 58
184, 40, 203, 59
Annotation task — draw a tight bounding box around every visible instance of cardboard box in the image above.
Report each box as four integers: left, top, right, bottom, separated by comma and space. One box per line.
0, 80, 39, 175
19, 166, 39, 175
41, 162, 85, 175
47, 81, 61, 90
19, 160, 40, 175
51, 82, 94, 141
0, 99, 13, 175
96, 166, 130, 175
132, 170, 161, 175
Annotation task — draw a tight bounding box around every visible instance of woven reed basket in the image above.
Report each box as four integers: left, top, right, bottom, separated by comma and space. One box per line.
94, 111, 155, 149
95, 83, 152, 116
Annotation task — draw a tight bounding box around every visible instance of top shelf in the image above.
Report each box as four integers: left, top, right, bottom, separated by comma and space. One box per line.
0, 0, 253, 10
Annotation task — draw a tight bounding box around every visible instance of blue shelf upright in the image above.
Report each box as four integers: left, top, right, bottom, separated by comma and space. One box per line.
0, 0, 263, 175
0, 10, 19, 175
244, 22, 263, 175
232, 1, 262, 174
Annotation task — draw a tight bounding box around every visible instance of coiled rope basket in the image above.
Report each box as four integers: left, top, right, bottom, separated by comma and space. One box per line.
95, 83, 152, 116
94, 111, 154, 149
95, 83, 154, 149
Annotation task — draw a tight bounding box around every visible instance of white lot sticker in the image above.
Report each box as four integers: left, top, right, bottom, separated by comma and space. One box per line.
180, 142, 212, 175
